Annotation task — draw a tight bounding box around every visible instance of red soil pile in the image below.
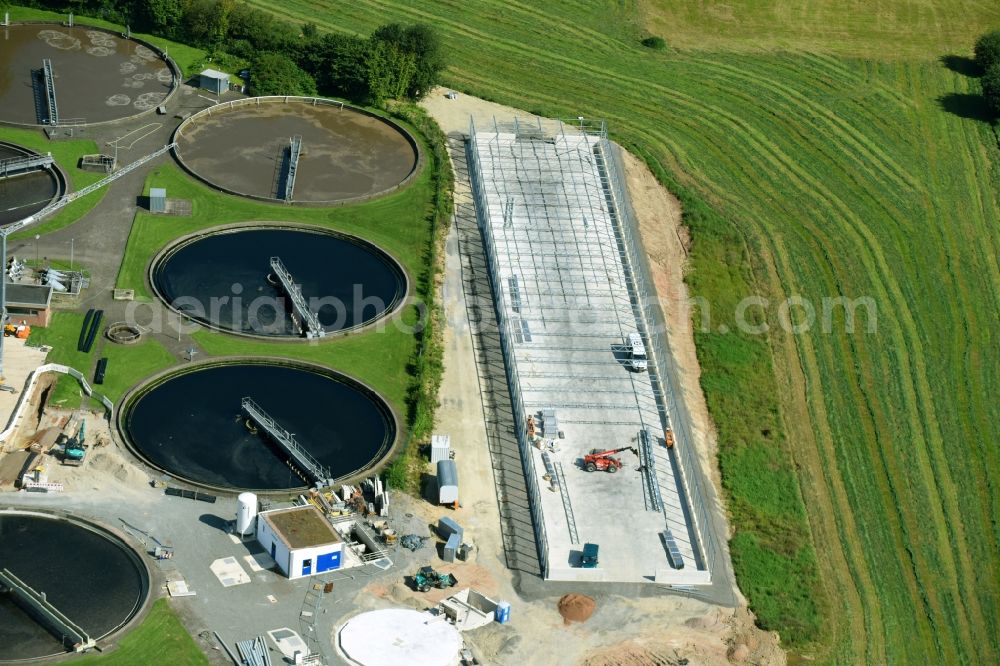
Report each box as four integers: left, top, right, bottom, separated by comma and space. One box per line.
558, 594, 596, 624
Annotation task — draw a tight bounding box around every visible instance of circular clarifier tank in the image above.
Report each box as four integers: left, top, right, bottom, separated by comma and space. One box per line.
0, 24, 175, 126
173, 98, 419, 203
0, 510, 149, 661
0, 142, 64, 227
119, 361, 397, 491
150, 226, 407, 337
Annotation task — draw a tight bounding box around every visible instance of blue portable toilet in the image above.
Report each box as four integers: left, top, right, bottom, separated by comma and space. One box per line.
495, 600, 511, 623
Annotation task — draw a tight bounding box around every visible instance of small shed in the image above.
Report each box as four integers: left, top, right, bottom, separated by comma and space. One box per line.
437, 459, 458, 505
198, 68, 230, 95
256, 505, 344, 579
149, 187, 166, 213
4, 283, 53, 327
430, 434, 450, 464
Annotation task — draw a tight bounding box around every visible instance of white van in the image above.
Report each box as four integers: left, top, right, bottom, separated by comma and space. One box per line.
627, 332, 647, 372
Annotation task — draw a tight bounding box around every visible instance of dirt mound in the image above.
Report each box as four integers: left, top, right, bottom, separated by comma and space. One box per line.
558, 594, 596, 624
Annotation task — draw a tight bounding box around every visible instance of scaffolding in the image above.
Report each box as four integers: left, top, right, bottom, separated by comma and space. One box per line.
467, 116, 718, 584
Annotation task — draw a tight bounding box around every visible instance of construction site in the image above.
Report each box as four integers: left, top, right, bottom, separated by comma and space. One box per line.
0, 15, 765, 666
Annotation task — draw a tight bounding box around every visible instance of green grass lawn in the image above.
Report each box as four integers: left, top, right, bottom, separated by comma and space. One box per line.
0, 126, 106, 239
26, 311, 176, 406
73, 599, 208, 666
240, 1, 1000, 663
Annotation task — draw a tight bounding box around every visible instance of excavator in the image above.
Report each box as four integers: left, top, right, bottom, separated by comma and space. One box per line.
60, 421, 86, 466
583, 446, 637, 473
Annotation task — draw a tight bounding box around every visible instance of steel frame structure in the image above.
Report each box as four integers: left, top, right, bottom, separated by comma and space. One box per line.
468, 115, 725, 585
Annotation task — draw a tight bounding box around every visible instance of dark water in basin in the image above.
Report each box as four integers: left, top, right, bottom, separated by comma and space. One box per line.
122, 362, 395, 490
0, 512, 146, 661
152, 227, 406, 337
0, 145, 59, 226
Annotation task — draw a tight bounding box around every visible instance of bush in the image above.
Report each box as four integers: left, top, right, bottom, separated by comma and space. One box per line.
248, 52, 317, 96
974, 30, 1000, 72
641, 36, 667, 50
982, 63, 1000, 115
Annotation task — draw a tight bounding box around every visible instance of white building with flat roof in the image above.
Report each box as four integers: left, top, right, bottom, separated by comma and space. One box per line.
256, 505, 343, 579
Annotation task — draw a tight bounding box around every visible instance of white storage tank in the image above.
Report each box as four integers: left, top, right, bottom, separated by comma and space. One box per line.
236, 492, 258, 536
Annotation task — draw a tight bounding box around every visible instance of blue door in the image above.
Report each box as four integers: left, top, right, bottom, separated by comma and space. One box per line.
301, 558, 312, 576
270, 542, 276, 559
316, 550, 341, 573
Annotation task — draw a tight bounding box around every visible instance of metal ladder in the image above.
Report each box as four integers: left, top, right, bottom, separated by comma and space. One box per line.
554, 461, 579, 544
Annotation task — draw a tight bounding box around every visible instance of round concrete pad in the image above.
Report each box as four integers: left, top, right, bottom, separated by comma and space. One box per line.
338, 609, 461, 666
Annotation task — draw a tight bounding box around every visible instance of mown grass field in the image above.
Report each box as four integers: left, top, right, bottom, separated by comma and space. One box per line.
72, 599, 208, 666
639, 0, 1000, 57
243, 1, 1000, 662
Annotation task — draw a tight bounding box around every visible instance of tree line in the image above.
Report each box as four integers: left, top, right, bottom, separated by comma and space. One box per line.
21, 0, 445, 105
975, 30, 1000, 116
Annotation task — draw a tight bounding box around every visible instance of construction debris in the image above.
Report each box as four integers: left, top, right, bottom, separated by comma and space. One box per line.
400, 534, 427, 551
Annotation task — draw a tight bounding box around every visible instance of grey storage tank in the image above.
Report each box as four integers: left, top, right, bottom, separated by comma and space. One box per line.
437, 459, 458, 505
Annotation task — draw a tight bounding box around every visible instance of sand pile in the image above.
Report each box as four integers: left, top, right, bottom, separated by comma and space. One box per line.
558, 594, 596, 624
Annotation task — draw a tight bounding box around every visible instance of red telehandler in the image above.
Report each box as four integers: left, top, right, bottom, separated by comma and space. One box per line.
583, 446, 637, 473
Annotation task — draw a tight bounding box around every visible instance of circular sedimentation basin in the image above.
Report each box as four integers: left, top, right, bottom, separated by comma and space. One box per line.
118, 359, 397, 492
149, 224, 407, 338
0, 141, 65, 227
0, 24, 177, 126
172, 97, 419, 204
0, 509, 149, 661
